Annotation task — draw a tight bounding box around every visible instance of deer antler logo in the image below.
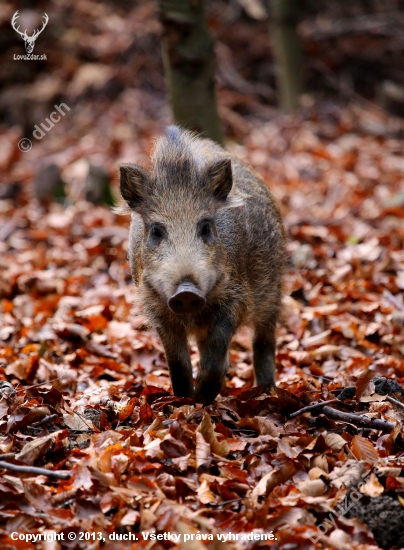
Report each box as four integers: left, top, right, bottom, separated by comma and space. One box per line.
11, 11, 49, 54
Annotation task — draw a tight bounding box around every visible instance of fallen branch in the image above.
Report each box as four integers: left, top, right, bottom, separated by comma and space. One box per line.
386, 395, 404, 411
31, 413, 59, 427
0, 461, 71, 480
209, 497, 243, 508
290, 399, 339, 418
322, 406, 396, 433
0, 453, 16, 460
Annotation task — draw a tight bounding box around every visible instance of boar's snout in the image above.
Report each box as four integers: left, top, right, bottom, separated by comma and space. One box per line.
168, 282, 206, 315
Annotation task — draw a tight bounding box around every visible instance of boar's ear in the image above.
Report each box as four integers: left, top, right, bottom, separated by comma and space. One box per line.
206, 158, 233, 202
119, 164, 149, 211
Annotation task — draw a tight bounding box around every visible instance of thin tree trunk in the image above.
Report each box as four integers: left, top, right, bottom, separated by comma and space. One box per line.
270, 0, 304, 113
159, 0, 223, 144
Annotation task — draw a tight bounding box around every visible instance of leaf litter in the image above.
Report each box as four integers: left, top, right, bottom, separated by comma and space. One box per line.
0, 3, 404, 549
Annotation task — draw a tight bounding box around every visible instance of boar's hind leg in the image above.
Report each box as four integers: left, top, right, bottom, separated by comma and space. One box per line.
195, 314, 235, 406
157, 326, 194, 398
253, 320, 277, 391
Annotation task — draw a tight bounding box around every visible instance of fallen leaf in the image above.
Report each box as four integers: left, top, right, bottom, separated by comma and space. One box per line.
351, 435, 379, 463
62, 411, 96, 431
197, 413, 229, 457
195, 432, 210, 469
16, 430, 67, 465
359, 472, 384, 497
196, 479, 217, 504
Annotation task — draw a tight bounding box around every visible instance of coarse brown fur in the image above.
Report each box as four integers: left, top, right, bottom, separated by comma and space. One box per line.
119, 126, 285, 404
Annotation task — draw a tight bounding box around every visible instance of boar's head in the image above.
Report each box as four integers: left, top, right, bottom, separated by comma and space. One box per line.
119, 127, 235, 316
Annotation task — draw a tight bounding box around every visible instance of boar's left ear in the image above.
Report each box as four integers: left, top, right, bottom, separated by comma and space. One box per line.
119, 164, 149, 211
206, 158, 233, 202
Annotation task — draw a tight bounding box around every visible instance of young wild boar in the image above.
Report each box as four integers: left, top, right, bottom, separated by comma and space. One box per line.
119, 127, 284, 405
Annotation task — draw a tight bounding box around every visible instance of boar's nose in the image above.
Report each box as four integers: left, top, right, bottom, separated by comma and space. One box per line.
168, 282, 206, 315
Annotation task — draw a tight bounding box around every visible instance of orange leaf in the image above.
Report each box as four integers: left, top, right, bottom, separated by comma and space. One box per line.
351, 435, 379, 463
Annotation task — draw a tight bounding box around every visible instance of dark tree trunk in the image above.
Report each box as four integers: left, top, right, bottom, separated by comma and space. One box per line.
159, 0, 223, 144
270, 0, 305, 113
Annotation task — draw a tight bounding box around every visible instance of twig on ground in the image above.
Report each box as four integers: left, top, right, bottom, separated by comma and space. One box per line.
186, 408, 207, 423
0, 461, 71, 480
209, 497, 243, 508
386, 395, 404, 411
0, 453, 16, 460
322, 406, 396, 432
290, 399, 339, 418
31, 413, 59, 427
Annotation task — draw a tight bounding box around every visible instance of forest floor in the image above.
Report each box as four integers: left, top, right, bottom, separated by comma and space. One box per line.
1, 101, 404, 550
1, 1, 404, 549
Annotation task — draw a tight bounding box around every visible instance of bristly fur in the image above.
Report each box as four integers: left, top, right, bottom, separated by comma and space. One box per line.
112, 200, 132, 215
149, 126, 246, 209
119, 126, 285, 405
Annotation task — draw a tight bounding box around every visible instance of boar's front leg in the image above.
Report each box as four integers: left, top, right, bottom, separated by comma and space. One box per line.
156, 326, 194, 398
253, 319, 277, 391
195, 314, 235, 405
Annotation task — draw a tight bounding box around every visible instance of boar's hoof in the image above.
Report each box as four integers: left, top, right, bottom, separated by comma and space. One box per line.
168, 282, 206, 315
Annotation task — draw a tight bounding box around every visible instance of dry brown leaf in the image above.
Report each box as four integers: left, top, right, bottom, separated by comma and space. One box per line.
302, 329, 331, 348
351, 435, 379, 463
172, 454, 191, 471
62, 411, 96, 431
0, 398, 9, 419
308, 466, 329, 480
140, 508, 157, 531
7, 405, 50, 432
376, 466, 401, 477
277, 437, 301, 458
359, 473, 384, 497
355, 369, 377, 399
277, 509, 318, 532
176, 521, 207, 550
16, 430, 66, 465
299, 478, 327, 496
328, 529, 353, 550
22, 478, 53, 512
256, 416, 281, 436
227, 438, 248, 451
195, 431, 211, 469
252, 459, 296, 505
312, 453, 329, 472
196, 479, 217, 504
251, 469, 274, 506
324, 432, 347, 452
197, 412, 229, 457
329, 460, 364, 489
120, 509, 141, 526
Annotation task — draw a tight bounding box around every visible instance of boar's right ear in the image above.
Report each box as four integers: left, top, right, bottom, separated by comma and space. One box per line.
119, 164, 149, 211
206, 158, 233, 202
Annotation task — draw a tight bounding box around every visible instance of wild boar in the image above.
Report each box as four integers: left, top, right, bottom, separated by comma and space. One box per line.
119, 126, 284, 404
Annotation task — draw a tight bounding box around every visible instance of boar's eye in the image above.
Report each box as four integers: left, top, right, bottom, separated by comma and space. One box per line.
148, 223, 165, 246
201, 222, 210, 237
198, 219, 215, 244
151, 225, 163, 238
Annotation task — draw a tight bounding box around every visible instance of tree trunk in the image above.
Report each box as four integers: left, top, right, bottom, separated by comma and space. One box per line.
159, 0, 223, 144
270, 0, 304, 113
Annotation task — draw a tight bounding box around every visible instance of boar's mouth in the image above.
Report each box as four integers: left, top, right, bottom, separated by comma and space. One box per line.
168, 282, 206, 315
